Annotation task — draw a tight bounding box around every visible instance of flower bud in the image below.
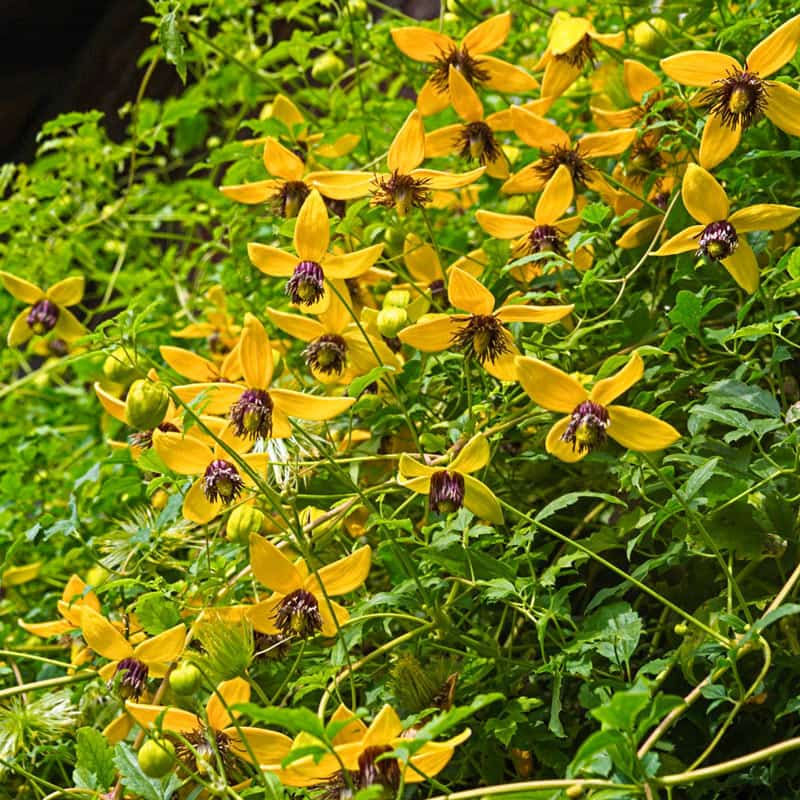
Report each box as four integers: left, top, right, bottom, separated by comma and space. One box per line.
226, 505, 265, 544
169, 661, 202, 696
125, 380, 169, 430
384, 289, 411, 309
311, 53, 346, 83
138, 738, 175, 778
104, 347, 140, 384
377, 307, 407, 338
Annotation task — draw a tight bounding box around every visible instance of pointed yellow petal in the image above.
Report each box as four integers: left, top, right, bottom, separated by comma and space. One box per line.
307, 171, 374, 200
424, 124, 462, 158
102, 714, 133, 745
659, 51, 741, 86
475, 209, 533, 239
617, 215, 663, 249
271, 388, 354, 421
511, 106, 570, 150
7, 310, 33, 347
496, 303, 573, 323
449, 65, 484, 123
747, 14, 800, 77
591, 352, 644, 406
266, 308, 326, 342
448, 267, 495, 315
403, 234, 441, 283
478, 56, 539, 92
592, 106, 641, 129
19, 618, 73, 637
541, 58, 582, 101
133, 623, 186, 668
388, 110, 426, 175
263, 137, 305, 181
318, 597, 350, 637
729, 203, 800, 232
0, 271, 44, 303
405, 731, 471, 780
607, 405, 681, 452
240, 313, 273, 390
363, 705, 404, 747
183, 478, 223, 524
413, 166, 486, 189
248, 596, 282, 635
390, 27, 455, 62
515, 356, 587, 412
682, 163, 729, 224
247, 243, 297, 277
764, 81, 800, 136
721, 240, 760, 293
295, 189, 329, 262
125, 701, 198, 734
46, 276, 84, 306
250, 533, 302, 593
94, 382, 128, 423
220, 180, 281, 204
227, 727, 293, 765
207, 677, 250, 731
485, 153, 510, 180
417, 76, 450, 116
462, 12, 510, 54
172, 382, 244, 415
52, 307, 85, 342
463, 476, 503, 524
578, 129, 637, 158
546, 416, 587, 463
501, 165, 547, 195
271, 94, 305, 128
651, 225, 704, 255
401, 475, 433, 495
160, 346, 215, 382
398, 315, 454, 351
624, 59, 661, 102
330, 705, 368, 745
315, 133, 360, 159
482, 342, 519, 382
550, 16, 592, 54
698, 113, 741, 170
398, 454, 438, 478
152, 431, 212, 475
450, 434, 490, 474
535, 164, 574, 224
81, 607, 133, 660
324, 244, 384, 279
310, 545, 371, 596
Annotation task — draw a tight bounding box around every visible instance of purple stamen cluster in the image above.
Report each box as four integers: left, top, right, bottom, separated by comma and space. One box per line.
429, 469, 466, 514
274, 589, 323, 638
203, 459, 245, 504
27, 299, 59, 334
230, 388, 274, 440
697, 220, 739, 261
286, 260, 326, 306
114, 657, 149, 700
702, 68, 768, 130
303, 334, 348, 376
561, 400, 610, 454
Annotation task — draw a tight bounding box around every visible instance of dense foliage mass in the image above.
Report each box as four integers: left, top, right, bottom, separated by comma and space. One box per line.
2, 1, 800, 798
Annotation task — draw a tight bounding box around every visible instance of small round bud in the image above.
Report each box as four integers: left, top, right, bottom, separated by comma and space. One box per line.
377, 307, 407, 338
384, 289, 411, 309
566, 786, 584, 799
227, 505, 265, 544
632, 18, 669, 53
138, 738, 175, 778
311, 53, 346, 83
169, 661, 202, 696
103, 347, 141, 385
674, 623, 688, 636
125, 380, 170, 430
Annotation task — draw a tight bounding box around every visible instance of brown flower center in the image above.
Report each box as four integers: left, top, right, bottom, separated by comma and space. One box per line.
534, 145, 591, 188
554, 33, 596, 68
372, 171, 432, 217
430, 46, 490, 92
701, 68, 768, 130
458, 121, 502, 165
451, 314, 510, 364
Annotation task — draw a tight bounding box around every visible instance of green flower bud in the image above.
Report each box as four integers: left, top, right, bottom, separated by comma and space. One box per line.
311, 53, 346, 83
125, 380, 170, 430
138, 738, 175, 778
169, 661, 202, 696
103, 347, 141, 385
384, 289, 411, 309
226, 505, 265, 544
377, 307, 407, 338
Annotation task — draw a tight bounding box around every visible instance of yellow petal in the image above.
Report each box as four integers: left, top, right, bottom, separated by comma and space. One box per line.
417, 76, 450, 116
248, 596, 282, 635
616, 215, 663, 249
624, 59, 661, 102
607, 405, 681, 452
541, 58, 582, 101
241, 452, 270, 486
398, 315, 454, 351
271, 94, 305, 128
424, 124, 462, 158
250, 533, 302, 593
160, 346, 215, 382
94, 382, 128, 423
578, 129, 637, 158
482, 341, 519, 382
46, 276, 84, 306
324, 244, 384, 279
310, 545, 371, 596
682, 163, 729, 224
390, 27, 455, 62
448, 267, 495, 315
405, 731, 471, 781
102, 714, 133, 745
511, 106, 570, 150
448, 65, 484, 123
183, 478, 222, 524
133, 623, 186, 668
266, 308, 325, 342
220, 180, 281, 204
271, 388, 354, 421
226, 727, 293, 765
125, 701, 198, 734
207, 677, 250, 731
546, 416, 587, 463
329, 705, 368, 746
462, 476, 503, 523
7, 310, 33, 347
496, 303, 574, 323
485, 153, 510, 179
81, 607, 133, 660
172, 382, 244, 415
501, 166, 547, 195
240, 313, 273, 390
478, 56, 538, 92
698, 113, 741, 170
398, 454, 438, 479
0, 271, 44, 303
19, 618, 73, 637
592, 106, 641, 129
721, 240, 760, 293
412, 166, 486, 189
52, 307, 85, 341
535, 164, 574, 225
247, 243, 297, 277
659, 51, 741, 86
747, 14, 800, 77
315, 133, 360, 159
764, 81, 800, 136
363, 705, 404, 747
476, 209, 533, 239
550, 15, 592, 54
388, 109, 426, 175
515, 356, 587, 412
307, 171, 374, 200
318, 597, 350, 637
263, 137, 305, 181
152, 430, 212, 475
449, 434, 490, 474
462, 12, 510, 54
400, 475, 433, 495
294, 189, 329, 262
403, 233, 441, 283
729, 203, 800, 232
591, 352, 644, 406
651, 225, 704, 255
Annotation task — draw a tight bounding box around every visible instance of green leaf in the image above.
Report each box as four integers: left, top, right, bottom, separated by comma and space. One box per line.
113, 743, 174, 800
134, 592, 181, 635
668, 290, 703, 335
680, 457, 721, 502
581, 202, 610, 225
159, 11, 187, 83
74, 727, 115, 791
591, 688, 650, 731
536, 492, 626, 522
348, 366, 395, 397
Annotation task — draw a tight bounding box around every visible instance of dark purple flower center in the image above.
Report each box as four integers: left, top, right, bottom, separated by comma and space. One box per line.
203, 459, 245, 504
274, 589, 323, 638
428, 278, 448, 306
357, 745, 401, 791
230, 388, 274, 440
176, 727, 234, 776
701, 68, 768, 130
114, 657, 149, 700
561, 400, 610, 454
27, 299, 59, 334
527, 225, 566, 257
430, 46, 490, 92
275, 180, 311, 218
372, 171, 432, 217
450, 314, 510, 364
697, 220, 738, 261
429, 469, 466, 514
458, 121, 502, 165
303, 334, 348, 376
286, 260, 325, 306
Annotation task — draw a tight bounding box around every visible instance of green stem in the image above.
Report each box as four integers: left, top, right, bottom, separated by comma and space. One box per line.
0, 671, 95, 700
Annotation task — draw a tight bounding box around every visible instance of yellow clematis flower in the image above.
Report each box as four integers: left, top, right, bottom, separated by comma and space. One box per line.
652, 163, 800, 293
503, 106, 636, 198
247, 189, 384, 313
398, 266, 573, 381
126, 677, 293, 773
219, 136, 371, 216
160, 341, 242, 386
1, 272, 85, 347
80, 606, 186, 699
477, 164, 588, 281
247, 534, 371, 639
660, 15, 800, 169
18, 574, 99, 638
515, 351, 681, 463
267, 281, 400, 385
398, 433, 503, 524
531, 13, 625, 102
390, 12, 537, 116
171, 286, 242, 358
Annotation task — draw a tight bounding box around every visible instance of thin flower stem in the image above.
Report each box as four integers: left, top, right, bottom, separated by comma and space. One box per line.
0, 671, 94, 700
425, 779, 643, 800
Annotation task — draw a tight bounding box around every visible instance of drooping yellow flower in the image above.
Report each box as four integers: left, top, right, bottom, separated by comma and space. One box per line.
477, 164, 590, 281
80, 606, 185, 699
127, 677, 293, 771
267, 281, 399, 385
160, 340, 242, 387
18, 574, 99, 638
502, 106, 636, 198
660, 15, 800, 169
532, 13, 624, 101
398, 433, 503, 524
398, 266, 573, 381
247, 189, 384, 313
219, 136, 371, 216
391, 12, 537, 116
652, 163, 800, 293
1, 272, 85, 347
171, 286, 242, 358
247, 534, 371, 639
515, 352, 681, 463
